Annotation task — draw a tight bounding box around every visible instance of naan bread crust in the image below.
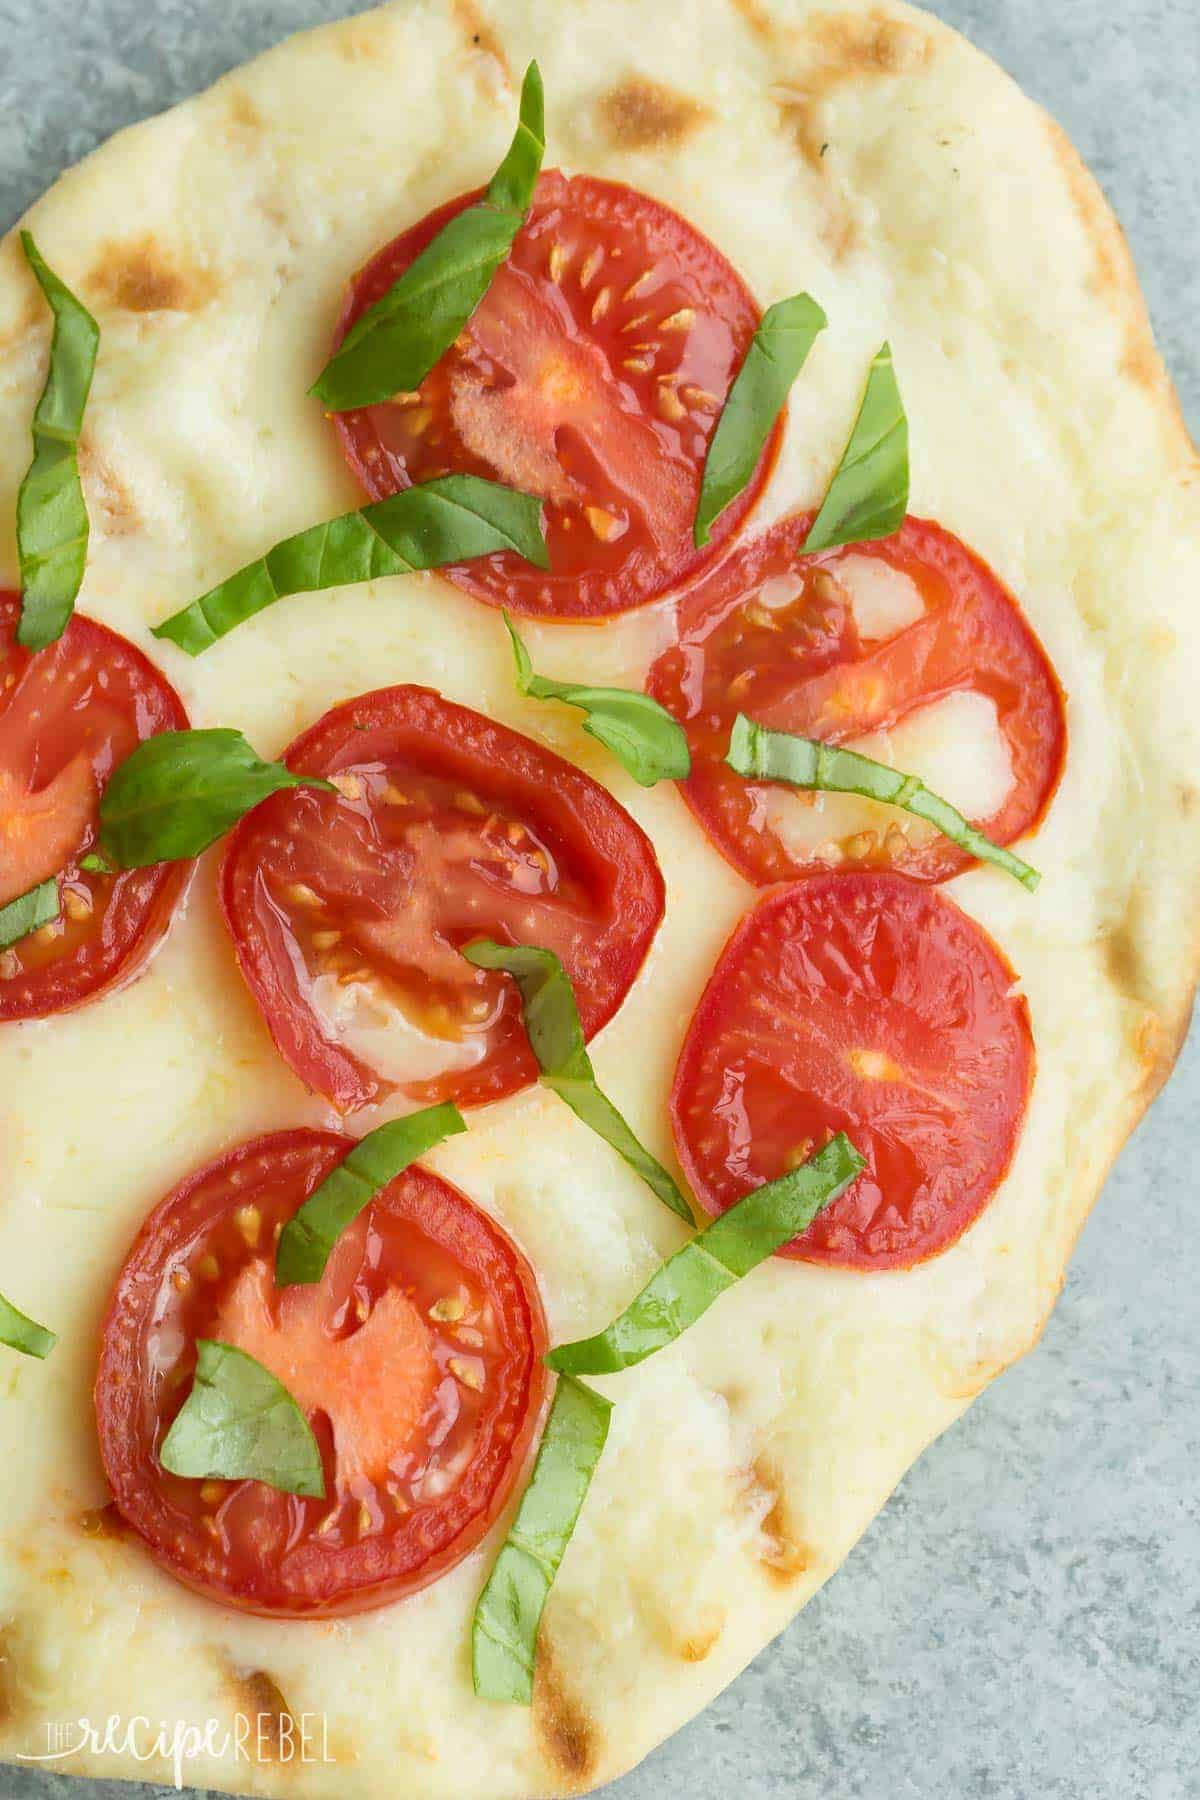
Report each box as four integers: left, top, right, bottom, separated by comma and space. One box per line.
0, 1, 1196, 1793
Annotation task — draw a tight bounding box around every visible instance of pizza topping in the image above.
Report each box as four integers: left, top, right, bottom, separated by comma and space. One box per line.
312, 64, 545, 412
464, 939, 692, 1221
0, 1289, 56, 1360
159, 1340, 325, 1497
16, 233, 99, 650
219, 686, 664, 1113
95, 1129, 547, 1616
0, 595, 191, 1021
547, 1136, 863, 1376
694, 292, 826, 547
276, 1104, 467, 1286
332, 171, 780, 618
803, 342, 908, 554
670, 873, 1034, 1269
473, 1372, 611, 1704
504, 612, 689, 787
0, 877, 59, 952
726, 714, 1040, 890
647, 515, 1066, 885
98, 728, 334, 866
154, 474, 548, 655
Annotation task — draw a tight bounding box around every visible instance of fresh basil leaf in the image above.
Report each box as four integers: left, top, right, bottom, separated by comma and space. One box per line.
276, 1104, 467, 1287
98, 728, 333, 868
78, 851, 114, 874
159, 1339, 325, 1497
547, 1135, 864, 1376
153, 475, 548, 655
462, 940, 692, 1222
727, 714, 1040, 891
311, 63, 545, 411
504, 613, 689, 787
694, 292, 826, 548
803, 341, 908, 553
0, 1290, 56, 1360
15, 234, 99, 651
0, 877, 59, 951
472, 1373, 611, 1704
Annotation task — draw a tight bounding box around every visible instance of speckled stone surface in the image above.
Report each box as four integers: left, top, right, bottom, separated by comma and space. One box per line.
1, 3, 1197, 1797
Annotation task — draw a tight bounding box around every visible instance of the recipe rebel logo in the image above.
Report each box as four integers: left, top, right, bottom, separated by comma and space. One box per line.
17, 1711, 334, 1788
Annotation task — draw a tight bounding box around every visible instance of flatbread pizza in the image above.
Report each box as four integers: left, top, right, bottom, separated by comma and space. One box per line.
0, 1, 1197, 1795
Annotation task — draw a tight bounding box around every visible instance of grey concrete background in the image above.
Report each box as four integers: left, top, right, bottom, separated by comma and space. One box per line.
0, 2, 1196, 1797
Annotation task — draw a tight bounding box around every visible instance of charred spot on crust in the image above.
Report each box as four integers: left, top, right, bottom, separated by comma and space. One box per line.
752, 1454, 814, 1583
87, 233, 216, 314
451, 0, 511, 75
598, 75, 713, 152
78, 439, 140, 537
728, 0, 778, 40
533, 1638, 597, 1789
222, 1663, 294, 1759
777, 8, 934, 168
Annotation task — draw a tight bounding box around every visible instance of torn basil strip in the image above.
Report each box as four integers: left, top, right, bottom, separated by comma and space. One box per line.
0, 1290, 56, 1360
159, 1340, 325, 1498
16, 233, 100, 650
276, 1104, 468, 1287
504, 613, 689, 787
0, 877, 59, 952
98, 728, 334, 868
472, 1373, 611, 1704
803, 341, 908, 554
153, 475, 548, 655
311, 62, 545, 411
546, 1135, 865, 1377
726, 714, 1040, 891
694, 292, 827, 548
462, 940, 692, 1222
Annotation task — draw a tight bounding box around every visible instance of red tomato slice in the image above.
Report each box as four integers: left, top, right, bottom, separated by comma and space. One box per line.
219, 685, 665, 1112
671, 873, 1033, 1269
0, 594, 191, 1020
647, 515, 1067, 884
95, 1129, 547, 1617
331, 171, 780, 619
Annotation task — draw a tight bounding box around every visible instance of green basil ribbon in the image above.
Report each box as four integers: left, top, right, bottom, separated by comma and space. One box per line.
97, 728, 334, 868
462, 941, 692, 1222
504, 612, 689, 787
727, 714, 1040, 890
472, 1373, 611, 1704
15, 233, 99, 651
547, 1135, 865, 1376
159, 1339, 325, 1497
0, 1290, 57, 1360
0, 877, 60, 951
276, 1104, 467, 1287
311, 63, 546, 411
694, 292, 826, 547
153, 475, 548, 656
803, 341, 908, 553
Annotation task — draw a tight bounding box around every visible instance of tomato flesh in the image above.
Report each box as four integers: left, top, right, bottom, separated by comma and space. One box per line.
0, 595, 191, 1019
94, 1129, 547, 1617
671, 873, 1034, 1269
220, 685, 665, 1112
332, 171, 780, 619
647, 515, 1067, 884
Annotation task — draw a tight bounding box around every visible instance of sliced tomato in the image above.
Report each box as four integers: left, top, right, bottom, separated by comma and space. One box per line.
671, 873, 1033, 1269
0, 594, 191, 1020
219, 685, 665, 1112
94, 1128, 548, 1618
647, 515, 1067, 884
331, 171, 779, 619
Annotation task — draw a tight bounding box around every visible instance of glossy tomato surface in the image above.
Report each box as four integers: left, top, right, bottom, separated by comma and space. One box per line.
331, 171, 780, 619
0, 594, 191, 1020
220, 685, 665, 1112
671, 872, 1034, 1269
647, 515, 1066, 884
95, 1129, 547, 1617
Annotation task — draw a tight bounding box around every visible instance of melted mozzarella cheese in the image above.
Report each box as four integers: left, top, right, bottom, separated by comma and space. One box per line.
838, 553, 926, 640
307, 973, 487, 1088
